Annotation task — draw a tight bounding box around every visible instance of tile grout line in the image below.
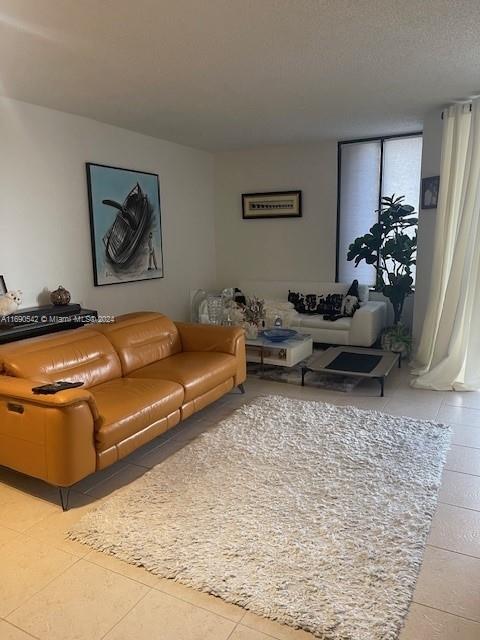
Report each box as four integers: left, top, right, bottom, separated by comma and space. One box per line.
444, 406, 480, 414
426, 543, 480, 561
441, 468, 480, 479
411, 600, 480, 625
226, 617, 298, 640
450, 443, 480, 450
241, 617, 311, 640
83, 553, 244, 625
0, 617, 41, 640
442, 421, 480, 430
83, 464, 134, 496
437, 500, 480, 513
20, 531, 89, 561
225, 623, 238, 640
5, 554, 82, 622
99, 587, 152, 640
0, 618, 41, 640
149, 582, 247, 624
444, 466, 480, 478
448, 425, 480, 432
448, 442, 480, 449
0, 521, 24, 535
0, 498, 62, 535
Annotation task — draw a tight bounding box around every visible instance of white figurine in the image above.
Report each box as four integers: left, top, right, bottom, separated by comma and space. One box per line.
0, 290, 23, 317
341, 294, 359, 317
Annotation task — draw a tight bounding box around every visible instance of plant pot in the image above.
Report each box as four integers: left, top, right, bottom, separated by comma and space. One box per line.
244, 322, 259, 339
380, 324, 412, 356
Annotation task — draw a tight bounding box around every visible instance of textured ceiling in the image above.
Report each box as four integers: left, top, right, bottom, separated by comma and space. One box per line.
0, 0, 479, 150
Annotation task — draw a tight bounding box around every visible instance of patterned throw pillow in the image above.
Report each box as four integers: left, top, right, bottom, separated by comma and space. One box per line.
342, 280, 360, 317
346, 279, 360, 299
287, 291, 344, 315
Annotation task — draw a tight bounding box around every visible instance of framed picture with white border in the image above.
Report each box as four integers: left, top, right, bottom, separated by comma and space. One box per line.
242, 191, 302, 219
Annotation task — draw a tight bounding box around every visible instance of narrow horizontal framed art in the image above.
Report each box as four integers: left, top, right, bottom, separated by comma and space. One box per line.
242, 190, 302, 219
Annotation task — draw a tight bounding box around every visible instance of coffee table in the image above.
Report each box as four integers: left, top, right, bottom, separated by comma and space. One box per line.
301, 346, 400, 396
246, 333, 313, 373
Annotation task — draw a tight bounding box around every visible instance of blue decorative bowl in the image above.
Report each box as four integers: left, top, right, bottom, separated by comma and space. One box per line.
261, 329, 298, 343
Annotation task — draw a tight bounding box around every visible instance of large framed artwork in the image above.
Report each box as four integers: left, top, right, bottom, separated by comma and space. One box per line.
242, 190, 302, 219
86, 163, 164, 286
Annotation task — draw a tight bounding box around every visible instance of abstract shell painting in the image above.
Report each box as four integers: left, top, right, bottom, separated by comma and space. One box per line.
86, 163, 164, 286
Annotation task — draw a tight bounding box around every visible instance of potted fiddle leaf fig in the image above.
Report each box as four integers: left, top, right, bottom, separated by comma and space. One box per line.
347, 194, 417, 351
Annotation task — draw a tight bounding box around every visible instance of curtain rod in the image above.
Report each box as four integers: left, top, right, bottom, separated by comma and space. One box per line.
441, 102, 473, 120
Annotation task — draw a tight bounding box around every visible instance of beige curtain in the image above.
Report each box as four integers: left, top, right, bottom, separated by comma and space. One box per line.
412, 99, 480, 391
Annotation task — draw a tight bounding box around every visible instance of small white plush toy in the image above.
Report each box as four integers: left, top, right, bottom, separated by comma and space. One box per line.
0, 290, 23, 317
341, 294, 360, 317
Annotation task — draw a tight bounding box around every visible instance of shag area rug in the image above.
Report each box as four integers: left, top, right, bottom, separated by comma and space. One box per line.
69, 396, 451, 640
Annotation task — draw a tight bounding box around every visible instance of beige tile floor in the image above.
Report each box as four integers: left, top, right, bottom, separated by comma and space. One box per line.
1, 366, 480, 640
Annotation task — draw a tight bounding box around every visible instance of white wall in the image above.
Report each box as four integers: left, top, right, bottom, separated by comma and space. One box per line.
412, 108, 443, 344
214, 142, 337, 288
0, 98, 216, 320
1, 97, 436, 331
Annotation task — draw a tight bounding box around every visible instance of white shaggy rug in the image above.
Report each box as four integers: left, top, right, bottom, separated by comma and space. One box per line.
69, 395, 451, 640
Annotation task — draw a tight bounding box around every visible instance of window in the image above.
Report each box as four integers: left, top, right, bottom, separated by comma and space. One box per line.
336, 133, 423, 287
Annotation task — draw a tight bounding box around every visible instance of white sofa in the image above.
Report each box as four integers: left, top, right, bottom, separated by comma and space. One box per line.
239, 280, 387, 347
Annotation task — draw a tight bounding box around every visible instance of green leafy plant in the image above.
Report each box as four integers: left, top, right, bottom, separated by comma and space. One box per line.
347, 194, 417, 324
380, 322, 412, 356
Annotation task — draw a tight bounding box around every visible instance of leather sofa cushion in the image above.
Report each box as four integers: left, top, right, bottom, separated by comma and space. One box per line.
96, 312, 182, 375
129, 352, 237, 402
0, 328, 122, 388
92, 377, 184, 450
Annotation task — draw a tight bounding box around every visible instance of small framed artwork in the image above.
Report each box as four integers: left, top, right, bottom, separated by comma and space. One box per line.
242, 190, 302, 219
0, 276, 6, 295
86, 163, 164, 286
421, 176, 440, 209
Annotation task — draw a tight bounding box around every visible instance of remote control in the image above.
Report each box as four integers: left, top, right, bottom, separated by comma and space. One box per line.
32, 381, 84, 395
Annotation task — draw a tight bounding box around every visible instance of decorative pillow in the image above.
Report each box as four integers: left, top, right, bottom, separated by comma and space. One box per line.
346, 279, 360, 299
288, 291, 344, 315
264, 299, 295, 311
336, 280, 360, 317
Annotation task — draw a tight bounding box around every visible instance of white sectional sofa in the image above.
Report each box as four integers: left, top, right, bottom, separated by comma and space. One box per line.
239, 280, 387, 347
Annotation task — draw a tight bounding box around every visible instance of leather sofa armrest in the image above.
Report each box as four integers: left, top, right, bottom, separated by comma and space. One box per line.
175, 322, 245, 356
0, 376, 99, 420
0, 375, 98, 487
175, 322, 246, 387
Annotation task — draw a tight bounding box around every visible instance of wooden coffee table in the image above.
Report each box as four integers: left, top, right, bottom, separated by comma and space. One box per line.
301, 346, 400, 396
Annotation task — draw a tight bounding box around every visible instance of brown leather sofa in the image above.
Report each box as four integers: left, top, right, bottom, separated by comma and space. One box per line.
0, 312, 246, 508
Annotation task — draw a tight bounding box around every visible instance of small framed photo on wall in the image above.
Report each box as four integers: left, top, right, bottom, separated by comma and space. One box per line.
242, 190, 302, 219
0, 276, 6, 295
421, 176, 440, 209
